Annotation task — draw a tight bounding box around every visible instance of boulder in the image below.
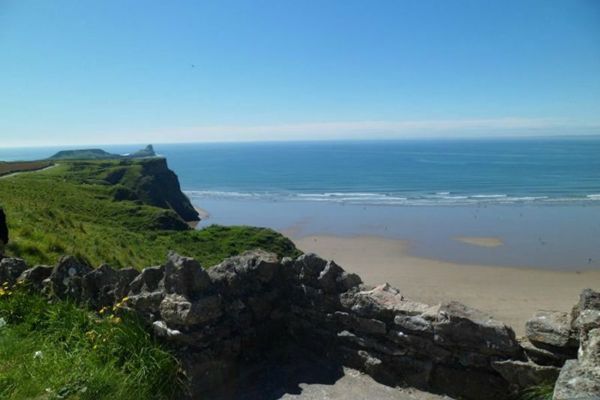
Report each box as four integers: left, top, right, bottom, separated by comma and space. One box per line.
338, 271, 362, 291
433, 301, 521, 357
163, 252, 212, 297
317, 260, 344, 293
571, 288, 600, 324
340, 283, 427, 321
293, 253, 328, 285
47, 256, 92, 300
431, 365, 510, 400
492, 359, 560, 392
394, 314, 433, 336
553, 359, 600, 400
17, 265, 53, 291
573, 309, 600, 337
208, 250, 278, 295
81, 264, 118, 308
519, 338, 572, 367
0, 257, 28, 285
128, 265, 164, 293
526, 310, 579, 349
159, 293, 223, 326
553, 327, 600, 399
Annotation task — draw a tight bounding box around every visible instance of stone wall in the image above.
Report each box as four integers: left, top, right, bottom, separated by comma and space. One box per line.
1, 250, 598, 399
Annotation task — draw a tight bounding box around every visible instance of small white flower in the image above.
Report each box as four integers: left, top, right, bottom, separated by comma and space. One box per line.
33, 350, 43, 359
0, 317, 6, 329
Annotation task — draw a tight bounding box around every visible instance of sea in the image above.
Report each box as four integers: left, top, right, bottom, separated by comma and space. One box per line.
2, 138, 600, 269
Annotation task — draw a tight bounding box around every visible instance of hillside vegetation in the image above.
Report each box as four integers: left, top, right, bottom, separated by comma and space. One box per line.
0, 159, 300, 268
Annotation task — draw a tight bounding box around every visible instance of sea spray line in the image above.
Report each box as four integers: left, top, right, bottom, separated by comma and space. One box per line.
184, 190, 600, 205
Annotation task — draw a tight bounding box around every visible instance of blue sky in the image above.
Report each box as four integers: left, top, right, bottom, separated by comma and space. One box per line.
1, 0, 599, 146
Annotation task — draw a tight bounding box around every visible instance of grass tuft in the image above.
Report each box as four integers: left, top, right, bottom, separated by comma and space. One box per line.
0, 287, 183, 399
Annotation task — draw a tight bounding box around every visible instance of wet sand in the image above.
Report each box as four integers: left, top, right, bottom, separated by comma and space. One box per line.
293, 235, 600, 336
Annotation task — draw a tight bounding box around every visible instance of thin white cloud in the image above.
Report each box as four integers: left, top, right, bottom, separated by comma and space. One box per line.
139, 117, 600, 142
2, 117, 599, 148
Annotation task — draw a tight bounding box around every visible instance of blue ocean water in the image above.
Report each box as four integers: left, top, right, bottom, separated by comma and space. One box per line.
2, 138, 600, 268
2, 138, 600, 205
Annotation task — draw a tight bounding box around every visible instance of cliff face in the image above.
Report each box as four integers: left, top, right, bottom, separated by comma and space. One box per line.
127, 158, 199, 222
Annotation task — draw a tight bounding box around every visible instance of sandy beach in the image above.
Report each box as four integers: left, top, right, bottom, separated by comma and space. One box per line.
293, 235, 600, 336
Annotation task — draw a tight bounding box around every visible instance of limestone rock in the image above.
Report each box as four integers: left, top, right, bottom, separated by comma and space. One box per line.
159, 293, 222, 326
553, 359, 600, 400
0, 257, 27, 285
519, 338, 572, 367
47, 256, 92, 300
17, 265, 53, 291
81, 264, 118, 308
163, 252, 211, 297
128, 265, 164, 294
317, 260, 344, 293
526, 310, 579, 349
338, 271, 362, 291
492, 359, 560, 392
572, 288, 600, 324
341, 283, 427, 321
433, 301, 520, 357
573, 309, 600, 337
208, 250, 278, 295
294, 253, 328, 285
394, 314, 433, 335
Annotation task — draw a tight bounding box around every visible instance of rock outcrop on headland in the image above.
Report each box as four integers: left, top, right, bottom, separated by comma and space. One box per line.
1, 251, 598, 399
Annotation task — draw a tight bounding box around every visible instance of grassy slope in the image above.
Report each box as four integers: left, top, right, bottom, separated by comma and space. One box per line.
0, 288, 181, 399
0, 160, 300, 268
0, 158, 301, 399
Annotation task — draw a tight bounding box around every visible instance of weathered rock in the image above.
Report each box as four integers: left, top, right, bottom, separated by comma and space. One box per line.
579, 328, 600, 368
128, 265, 164, 293
127, 290, 165, 319
573, 309, 600, 337
47, 256, 92, 300
333, 311, 387, 336
519, 338, 572, 367
317, 260, 344, 293
293, 253, 328, 285
113, 267, 139, 300
338, 271, 362, 291
553, 359, 600, 400
553, 327, 600, 399
433, 301, 521, 357
492, 359, 560, 392
341, 283, 427, 321
571, 288, 600, 324
394, 314, 433, 336
17, 265, 53, 291
163, 252, 212, 297
387, 330, 452, 362
159, 293, 222, 326
208, 250, 278, 295
81, 264, 118, 308
526, 310, 579, 349
0, 257, 27, 285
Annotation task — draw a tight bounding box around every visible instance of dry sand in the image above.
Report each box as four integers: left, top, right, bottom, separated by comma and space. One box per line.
293, 235, 600, 336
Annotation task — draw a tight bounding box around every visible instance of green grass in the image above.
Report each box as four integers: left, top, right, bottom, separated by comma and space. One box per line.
519, 383, 554, 400
0, 160, 300, 268
0, 286, 182, 399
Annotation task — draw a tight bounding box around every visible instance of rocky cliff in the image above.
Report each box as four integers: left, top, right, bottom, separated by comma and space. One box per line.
2, 251, 598, 399
118, 158, 199, 222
